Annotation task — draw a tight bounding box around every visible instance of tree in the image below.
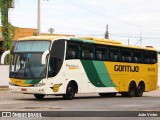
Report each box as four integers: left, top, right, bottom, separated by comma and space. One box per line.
0, 0, 15, 64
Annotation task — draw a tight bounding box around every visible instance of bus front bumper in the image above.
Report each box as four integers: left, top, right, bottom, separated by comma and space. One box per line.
9, 85, 46, 94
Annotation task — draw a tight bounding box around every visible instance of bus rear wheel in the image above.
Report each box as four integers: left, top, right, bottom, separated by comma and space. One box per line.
135, 82, 145, 97
99, 93, 117, 97
63, 83, 76, 100
121, 82, 136, 97
34, 94, 45, 99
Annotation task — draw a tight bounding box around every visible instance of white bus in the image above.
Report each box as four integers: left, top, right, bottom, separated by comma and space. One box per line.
1, 36, 158, 99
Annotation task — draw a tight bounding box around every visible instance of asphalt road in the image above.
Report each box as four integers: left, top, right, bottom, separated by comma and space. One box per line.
0, 89, 160, 120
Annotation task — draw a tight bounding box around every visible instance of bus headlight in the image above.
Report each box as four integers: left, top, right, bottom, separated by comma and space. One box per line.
9, 82, 16, 86
34, 83, 45, 87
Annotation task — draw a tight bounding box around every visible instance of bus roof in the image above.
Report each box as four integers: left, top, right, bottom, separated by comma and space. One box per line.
18, 36, 69, 41
73, 37, 157, 51
17, 36, 157, 51
78, 37, 122, 44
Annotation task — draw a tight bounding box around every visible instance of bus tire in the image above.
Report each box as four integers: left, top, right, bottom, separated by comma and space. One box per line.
135, 82, 145, 97
63, 83, 76, 100
34, 94, 45, 99
127, 82, 136, 97
99, 93, 117, 97
121, 82, 136, 97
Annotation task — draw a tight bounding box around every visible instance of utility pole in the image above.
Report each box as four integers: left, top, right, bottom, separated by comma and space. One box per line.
37, 0, 49, 36
140, 31, 142, 46
134, 30, 143, 46
37, 0, 41, 36
104, 24, 109, 39
49, 28, 54, 35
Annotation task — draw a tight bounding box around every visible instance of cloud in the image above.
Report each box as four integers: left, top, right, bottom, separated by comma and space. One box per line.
6, 0, 160, 49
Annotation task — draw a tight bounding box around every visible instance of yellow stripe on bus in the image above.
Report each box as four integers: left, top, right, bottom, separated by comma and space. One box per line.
10, 78, 32, 87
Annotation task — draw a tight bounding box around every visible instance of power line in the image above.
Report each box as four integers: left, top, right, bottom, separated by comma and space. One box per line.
74, 33, 160, 40
72, 0, 160, 32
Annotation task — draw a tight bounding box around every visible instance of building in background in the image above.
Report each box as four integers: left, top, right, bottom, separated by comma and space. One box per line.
0, 27, 38, 57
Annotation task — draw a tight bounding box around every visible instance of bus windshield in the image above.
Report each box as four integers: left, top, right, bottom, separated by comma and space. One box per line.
9, 40, 51, 79
10, 53, 47, 79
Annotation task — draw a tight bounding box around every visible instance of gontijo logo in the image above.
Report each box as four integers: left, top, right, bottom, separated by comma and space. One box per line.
114, 65, 139, 72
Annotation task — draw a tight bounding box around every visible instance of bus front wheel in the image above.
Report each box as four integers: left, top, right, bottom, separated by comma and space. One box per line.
63, 83, 76, 100
34, 94, 45, 99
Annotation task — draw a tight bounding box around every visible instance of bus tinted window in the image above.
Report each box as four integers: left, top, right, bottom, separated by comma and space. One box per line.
82, 44, 94, 60
150, 51, 157, 64
95, 45, 108, 61
109, 47, 120, 62
143, 51, 151, 64
121, 49, 132, 62
133, 51, 142, 63
66, 42, 80, 59
65, 40, 157, 64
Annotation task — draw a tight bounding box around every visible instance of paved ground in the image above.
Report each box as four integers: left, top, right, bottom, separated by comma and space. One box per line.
0, 88, 160, 119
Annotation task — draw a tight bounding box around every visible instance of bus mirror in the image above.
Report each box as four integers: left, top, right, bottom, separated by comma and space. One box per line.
41, 50, 49, 65
1, 50, 10, 64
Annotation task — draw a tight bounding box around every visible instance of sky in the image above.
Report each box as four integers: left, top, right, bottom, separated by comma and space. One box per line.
1, 0, 160, 49
1, 0, 160, 85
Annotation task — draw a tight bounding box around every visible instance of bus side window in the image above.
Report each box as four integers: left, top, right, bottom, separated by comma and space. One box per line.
82, 44, 94, 60
133, 57, 138, 62
150, 51, 157, 64
132, 51, 142, 63
109, 47, 120, 62
143, 51, 150, 64
121, 49, 132, 62
66, 42, 80, 59
67, 51, 76, 59
95, 45, 108, 61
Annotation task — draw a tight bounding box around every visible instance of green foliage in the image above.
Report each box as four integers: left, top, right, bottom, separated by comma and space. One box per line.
33, 32, 38, 36
0, 0, 15, 64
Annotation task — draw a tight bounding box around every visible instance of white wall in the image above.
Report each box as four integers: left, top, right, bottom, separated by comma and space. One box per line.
0, 65, 9, 86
